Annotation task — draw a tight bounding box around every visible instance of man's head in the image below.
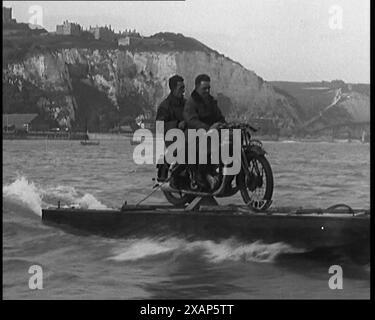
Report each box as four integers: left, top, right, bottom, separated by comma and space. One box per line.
169, 75, 185, 99
195, 74, 211, 99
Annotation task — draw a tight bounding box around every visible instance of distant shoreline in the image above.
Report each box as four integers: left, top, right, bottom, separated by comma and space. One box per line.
2, 132, 369, 144
2, 131, 88, 140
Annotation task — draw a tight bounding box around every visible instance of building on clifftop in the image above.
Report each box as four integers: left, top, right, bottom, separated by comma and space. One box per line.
3, 7, 17, 24
56, 20, 82, 36
89, 25, 116, 41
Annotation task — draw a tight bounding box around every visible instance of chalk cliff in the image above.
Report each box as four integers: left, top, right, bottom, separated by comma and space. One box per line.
3, 46, 303, 134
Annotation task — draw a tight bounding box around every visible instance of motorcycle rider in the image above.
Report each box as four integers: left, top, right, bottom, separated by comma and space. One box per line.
155, 75, 187, 183
184, 74, 226, 191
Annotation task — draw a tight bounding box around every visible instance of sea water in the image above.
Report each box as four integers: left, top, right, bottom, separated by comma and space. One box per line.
2, 138, 370, 299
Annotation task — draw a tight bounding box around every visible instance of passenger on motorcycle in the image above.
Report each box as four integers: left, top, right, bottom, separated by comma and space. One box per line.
155, 75, 187, 182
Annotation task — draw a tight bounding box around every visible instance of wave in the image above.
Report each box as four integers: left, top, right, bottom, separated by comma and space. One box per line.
108, 237, 305, 264
3, 176, 110, 216
3, 176, 42, 216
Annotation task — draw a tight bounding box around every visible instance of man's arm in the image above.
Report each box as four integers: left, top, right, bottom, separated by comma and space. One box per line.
213, 100, 226, 124
156, 101, 178, 132
183, 100, 210, 130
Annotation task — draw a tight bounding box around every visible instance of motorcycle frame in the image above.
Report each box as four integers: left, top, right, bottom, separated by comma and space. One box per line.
162, 126, 268, 198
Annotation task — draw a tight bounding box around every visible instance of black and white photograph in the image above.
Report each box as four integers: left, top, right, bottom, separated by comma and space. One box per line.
2, 0, 370, 301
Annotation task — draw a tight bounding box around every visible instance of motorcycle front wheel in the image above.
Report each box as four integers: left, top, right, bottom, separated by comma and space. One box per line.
162, 190, 195, 208
240, 155, 273, 211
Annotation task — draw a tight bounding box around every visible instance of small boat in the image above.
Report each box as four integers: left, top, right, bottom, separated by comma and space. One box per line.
81, 126, 99, 145
130, 139, 141, 145
80, 140, 100, 146
42, 202, 369, 253
130, 136, 144, 145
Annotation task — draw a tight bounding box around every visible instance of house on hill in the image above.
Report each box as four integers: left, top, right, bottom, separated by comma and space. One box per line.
118, 36, 142, 47
118, 35, 173, 48
56, 20, 82, 36
89, 25, 115, 41
3, 7, 17, 24
3, 113, 38, 132
118, 28, 141, 38
3, 114, 51, 132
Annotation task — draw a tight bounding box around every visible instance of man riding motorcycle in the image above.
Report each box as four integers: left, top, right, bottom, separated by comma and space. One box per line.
183, 74, 226, 191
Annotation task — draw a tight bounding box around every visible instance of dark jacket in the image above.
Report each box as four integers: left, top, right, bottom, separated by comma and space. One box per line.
183, 90, 225, 130
156, 93, 186, 132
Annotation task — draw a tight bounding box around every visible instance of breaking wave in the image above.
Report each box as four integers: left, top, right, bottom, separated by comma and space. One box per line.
3, 176, 42, 215
108, 237, 305, 264
3, 176, 110, 216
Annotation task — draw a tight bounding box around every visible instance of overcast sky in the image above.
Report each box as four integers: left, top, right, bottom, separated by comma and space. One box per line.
4, 0, 370, 83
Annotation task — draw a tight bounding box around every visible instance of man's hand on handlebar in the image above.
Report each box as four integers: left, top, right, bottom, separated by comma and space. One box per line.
210, 122, 225, 130
177, 120, 186, 130
206, 122, 225, 135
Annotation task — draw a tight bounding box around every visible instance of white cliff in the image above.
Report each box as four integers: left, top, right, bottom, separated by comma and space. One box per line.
3, 48, 303, 132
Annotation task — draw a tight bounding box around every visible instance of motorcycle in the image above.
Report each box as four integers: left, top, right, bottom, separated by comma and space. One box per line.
157, 122, 274, 211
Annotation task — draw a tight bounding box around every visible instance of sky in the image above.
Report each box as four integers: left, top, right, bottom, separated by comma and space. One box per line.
3, 0, 370, 83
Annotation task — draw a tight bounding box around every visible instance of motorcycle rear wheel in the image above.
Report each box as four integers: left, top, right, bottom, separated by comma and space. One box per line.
240, 155, 273, 211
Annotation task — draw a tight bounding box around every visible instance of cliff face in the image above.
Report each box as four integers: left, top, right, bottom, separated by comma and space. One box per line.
337, 91, 370, 123
270, 81, 370, 127
3, 48, 303, 133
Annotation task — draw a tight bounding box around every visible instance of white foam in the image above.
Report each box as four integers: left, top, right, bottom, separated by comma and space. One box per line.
41, 185, 109, 209
192, 239, 304, 263
75, 193, 109, 210
3, 176, 43, 216
41, 185, 79, 202
109, 238, 182, 261
108, 237, 305, 263
3, 176, 110, 215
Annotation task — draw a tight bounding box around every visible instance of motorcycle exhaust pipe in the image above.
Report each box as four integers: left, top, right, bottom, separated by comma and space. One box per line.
161, 185, 213, 197
161, 174, 233, 197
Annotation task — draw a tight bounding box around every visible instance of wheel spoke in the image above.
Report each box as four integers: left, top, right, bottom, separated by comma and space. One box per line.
246, 157, 270, 204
